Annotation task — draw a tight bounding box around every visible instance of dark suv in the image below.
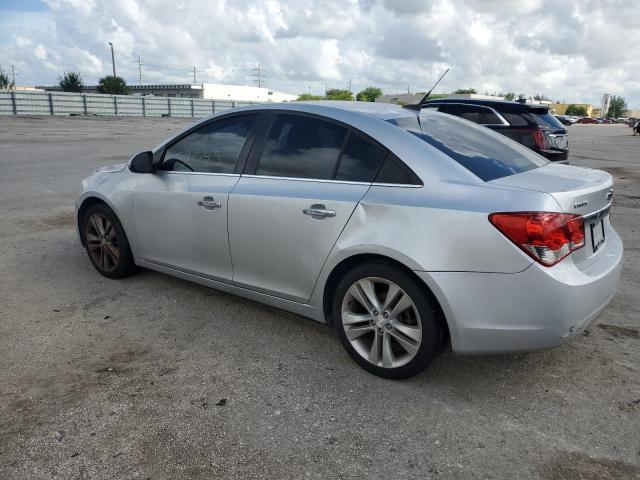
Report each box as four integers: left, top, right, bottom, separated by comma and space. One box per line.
422, 98, 569, 162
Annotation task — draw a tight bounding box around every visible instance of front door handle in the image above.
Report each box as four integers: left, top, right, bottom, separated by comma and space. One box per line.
198, 196, 222, 210
303, 204, 336, 219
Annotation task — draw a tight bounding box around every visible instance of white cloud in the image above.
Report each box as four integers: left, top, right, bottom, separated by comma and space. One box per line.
0, 0, 639, 107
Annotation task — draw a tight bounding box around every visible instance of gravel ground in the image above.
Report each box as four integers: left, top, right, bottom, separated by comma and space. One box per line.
0, 116, 639, 480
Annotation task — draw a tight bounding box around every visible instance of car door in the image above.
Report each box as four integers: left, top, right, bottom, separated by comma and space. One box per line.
228, 113, 388, 303
133, 113, 258, 281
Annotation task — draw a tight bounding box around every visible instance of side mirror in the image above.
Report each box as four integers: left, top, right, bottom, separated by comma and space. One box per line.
129, 151, 155, 173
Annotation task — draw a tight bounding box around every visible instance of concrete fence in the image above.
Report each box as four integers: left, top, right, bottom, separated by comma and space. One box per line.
0, 90, 261, 117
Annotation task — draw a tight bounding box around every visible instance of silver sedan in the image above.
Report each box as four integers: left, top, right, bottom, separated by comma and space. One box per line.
76, 102, 623, 378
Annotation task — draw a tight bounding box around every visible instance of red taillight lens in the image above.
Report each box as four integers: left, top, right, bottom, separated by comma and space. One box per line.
489, 212, 585, 266
531, 129, 549, 150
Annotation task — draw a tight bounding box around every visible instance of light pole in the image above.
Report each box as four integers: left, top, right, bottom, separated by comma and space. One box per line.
108, 42, 116, 77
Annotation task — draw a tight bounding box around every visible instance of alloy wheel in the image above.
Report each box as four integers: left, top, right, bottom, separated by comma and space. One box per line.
341, 277, 422, 368
85, 213, 120, 273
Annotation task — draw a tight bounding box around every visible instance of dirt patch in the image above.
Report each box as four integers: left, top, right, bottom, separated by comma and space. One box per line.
613, 193, 640, 209
19, 211, 76, 232
604, 166, 640, 182
598, 323, 640, 339
618, 399, 640, 414
539, 451, 640, 480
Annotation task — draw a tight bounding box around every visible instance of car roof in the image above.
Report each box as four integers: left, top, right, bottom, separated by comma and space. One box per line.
233, 100, 418, 121
423, 98, 550, 113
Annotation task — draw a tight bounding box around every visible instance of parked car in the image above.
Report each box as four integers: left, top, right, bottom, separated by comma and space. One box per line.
76, 102, 622, 379
633, 120, 640, 135
555, 115, 572, 126
577, 117, 598, 124
422, 98, 569, 162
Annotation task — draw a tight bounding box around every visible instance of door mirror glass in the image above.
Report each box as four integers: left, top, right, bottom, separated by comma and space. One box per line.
129, 151, 155, 173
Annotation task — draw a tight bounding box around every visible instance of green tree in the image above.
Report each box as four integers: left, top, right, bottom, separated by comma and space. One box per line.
356, 86, 382, 102
503, 92, 516, 101
297, 93, 324, 101
325, 88, 353, 101
0, 66, 14, 90
97, 75, 129, 95
533, 94, 551, 101
453, 88, 477, 94
565, 104, 588, 116
58, 71, 84, 92
607, 95, 627, 118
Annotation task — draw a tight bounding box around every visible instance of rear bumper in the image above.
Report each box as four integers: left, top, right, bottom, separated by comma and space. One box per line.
417, 226, 623, 355
540, 149, 569, 162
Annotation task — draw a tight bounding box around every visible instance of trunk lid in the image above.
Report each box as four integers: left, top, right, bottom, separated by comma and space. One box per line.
490, 163, 612, 215
490, 163, 613, 267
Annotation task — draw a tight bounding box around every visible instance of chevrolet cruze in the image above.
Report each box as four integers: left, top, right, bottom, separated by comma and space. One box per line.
76, 102, 623, 379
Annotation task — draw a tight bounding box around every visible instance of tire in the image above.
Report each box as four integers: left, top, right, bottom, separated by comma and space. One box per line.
332, 261, 442, 379
82, 203, 136, 279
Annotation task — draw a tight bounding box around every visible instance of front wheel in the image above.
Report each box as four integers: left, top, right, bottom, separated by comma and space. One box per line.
332, 262, 443, 379
82, 203, 136, 279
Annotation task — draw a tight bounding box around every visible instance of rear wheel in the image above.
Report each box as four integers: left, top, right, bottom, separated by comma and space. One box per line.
332, 261, 442, 379
82, 203, 135, 279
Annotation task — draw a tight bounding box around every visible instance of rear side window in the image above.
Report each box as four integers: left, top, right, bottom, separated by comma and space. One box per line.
388, 114, 548, 182
443, 104, 503, 125
500, 112, 529, 127
256, 114, 347, 179
335, 133, 388, 182
375, 154, 421, 185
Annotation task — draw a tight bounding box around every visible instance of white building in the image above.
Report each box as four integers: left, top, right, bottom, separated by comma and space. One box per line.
201, 83, 297, 103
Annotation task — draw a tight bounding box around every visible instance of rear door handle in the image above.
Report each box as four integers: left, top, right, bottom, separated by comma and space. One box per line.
198, 196, 222, 210
303, 204, 336, 219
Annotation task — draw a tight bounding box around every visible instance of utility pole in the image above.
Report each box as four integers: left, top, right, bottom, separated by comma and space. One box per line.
324, 82, 328, 98
11, 65, 16, 88
308, 86, 311, 96
348, 79, 352, 92
193, 66, 197, 85
137, 56, 144, 84
108, 42, 116, 77
251, 63, 265, 88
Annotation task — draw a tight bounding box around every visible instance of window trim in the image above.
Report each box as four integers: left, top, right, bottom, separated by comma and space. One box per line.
157, 111, 267, 175
243, 110, 422, 186
430, 102, 510, 127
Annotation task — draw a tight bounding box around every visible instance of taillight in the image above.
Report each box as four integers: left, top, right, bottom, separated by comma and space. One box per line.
530, 129, 549, 150
489, 212, 585, 267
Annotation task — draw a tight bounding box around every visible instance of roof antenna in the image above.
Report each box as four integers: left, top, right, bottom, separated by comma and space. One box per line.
403, 68, 450, 111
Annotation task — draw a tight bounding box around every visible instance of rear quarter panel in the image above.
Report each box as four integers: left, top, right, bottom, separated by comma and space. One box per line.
311, 180, 561, 315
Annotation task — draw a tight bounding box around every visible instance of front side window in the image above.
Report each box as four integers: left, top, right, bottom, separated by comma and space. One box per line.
162, 115, 256, 173
255, 114, 347, 179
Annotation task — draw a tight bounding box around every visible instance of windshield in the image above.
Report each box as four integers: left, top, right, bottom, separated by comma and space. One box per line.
388, 113, 548, 182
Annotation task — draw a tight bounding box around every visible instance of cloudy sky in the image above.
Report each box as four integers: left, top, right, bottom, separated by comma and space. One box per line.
1, 0, 639, 107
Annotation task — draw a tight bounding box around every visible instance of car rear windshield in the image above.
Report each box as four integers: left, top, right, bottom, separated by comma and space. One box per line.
387, 114, 548, 182
529, 109, 566, 130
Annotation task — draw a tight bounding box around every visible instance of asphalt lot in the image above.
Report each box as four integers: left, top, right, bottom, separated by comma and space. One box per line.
1, 116, 639, 480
